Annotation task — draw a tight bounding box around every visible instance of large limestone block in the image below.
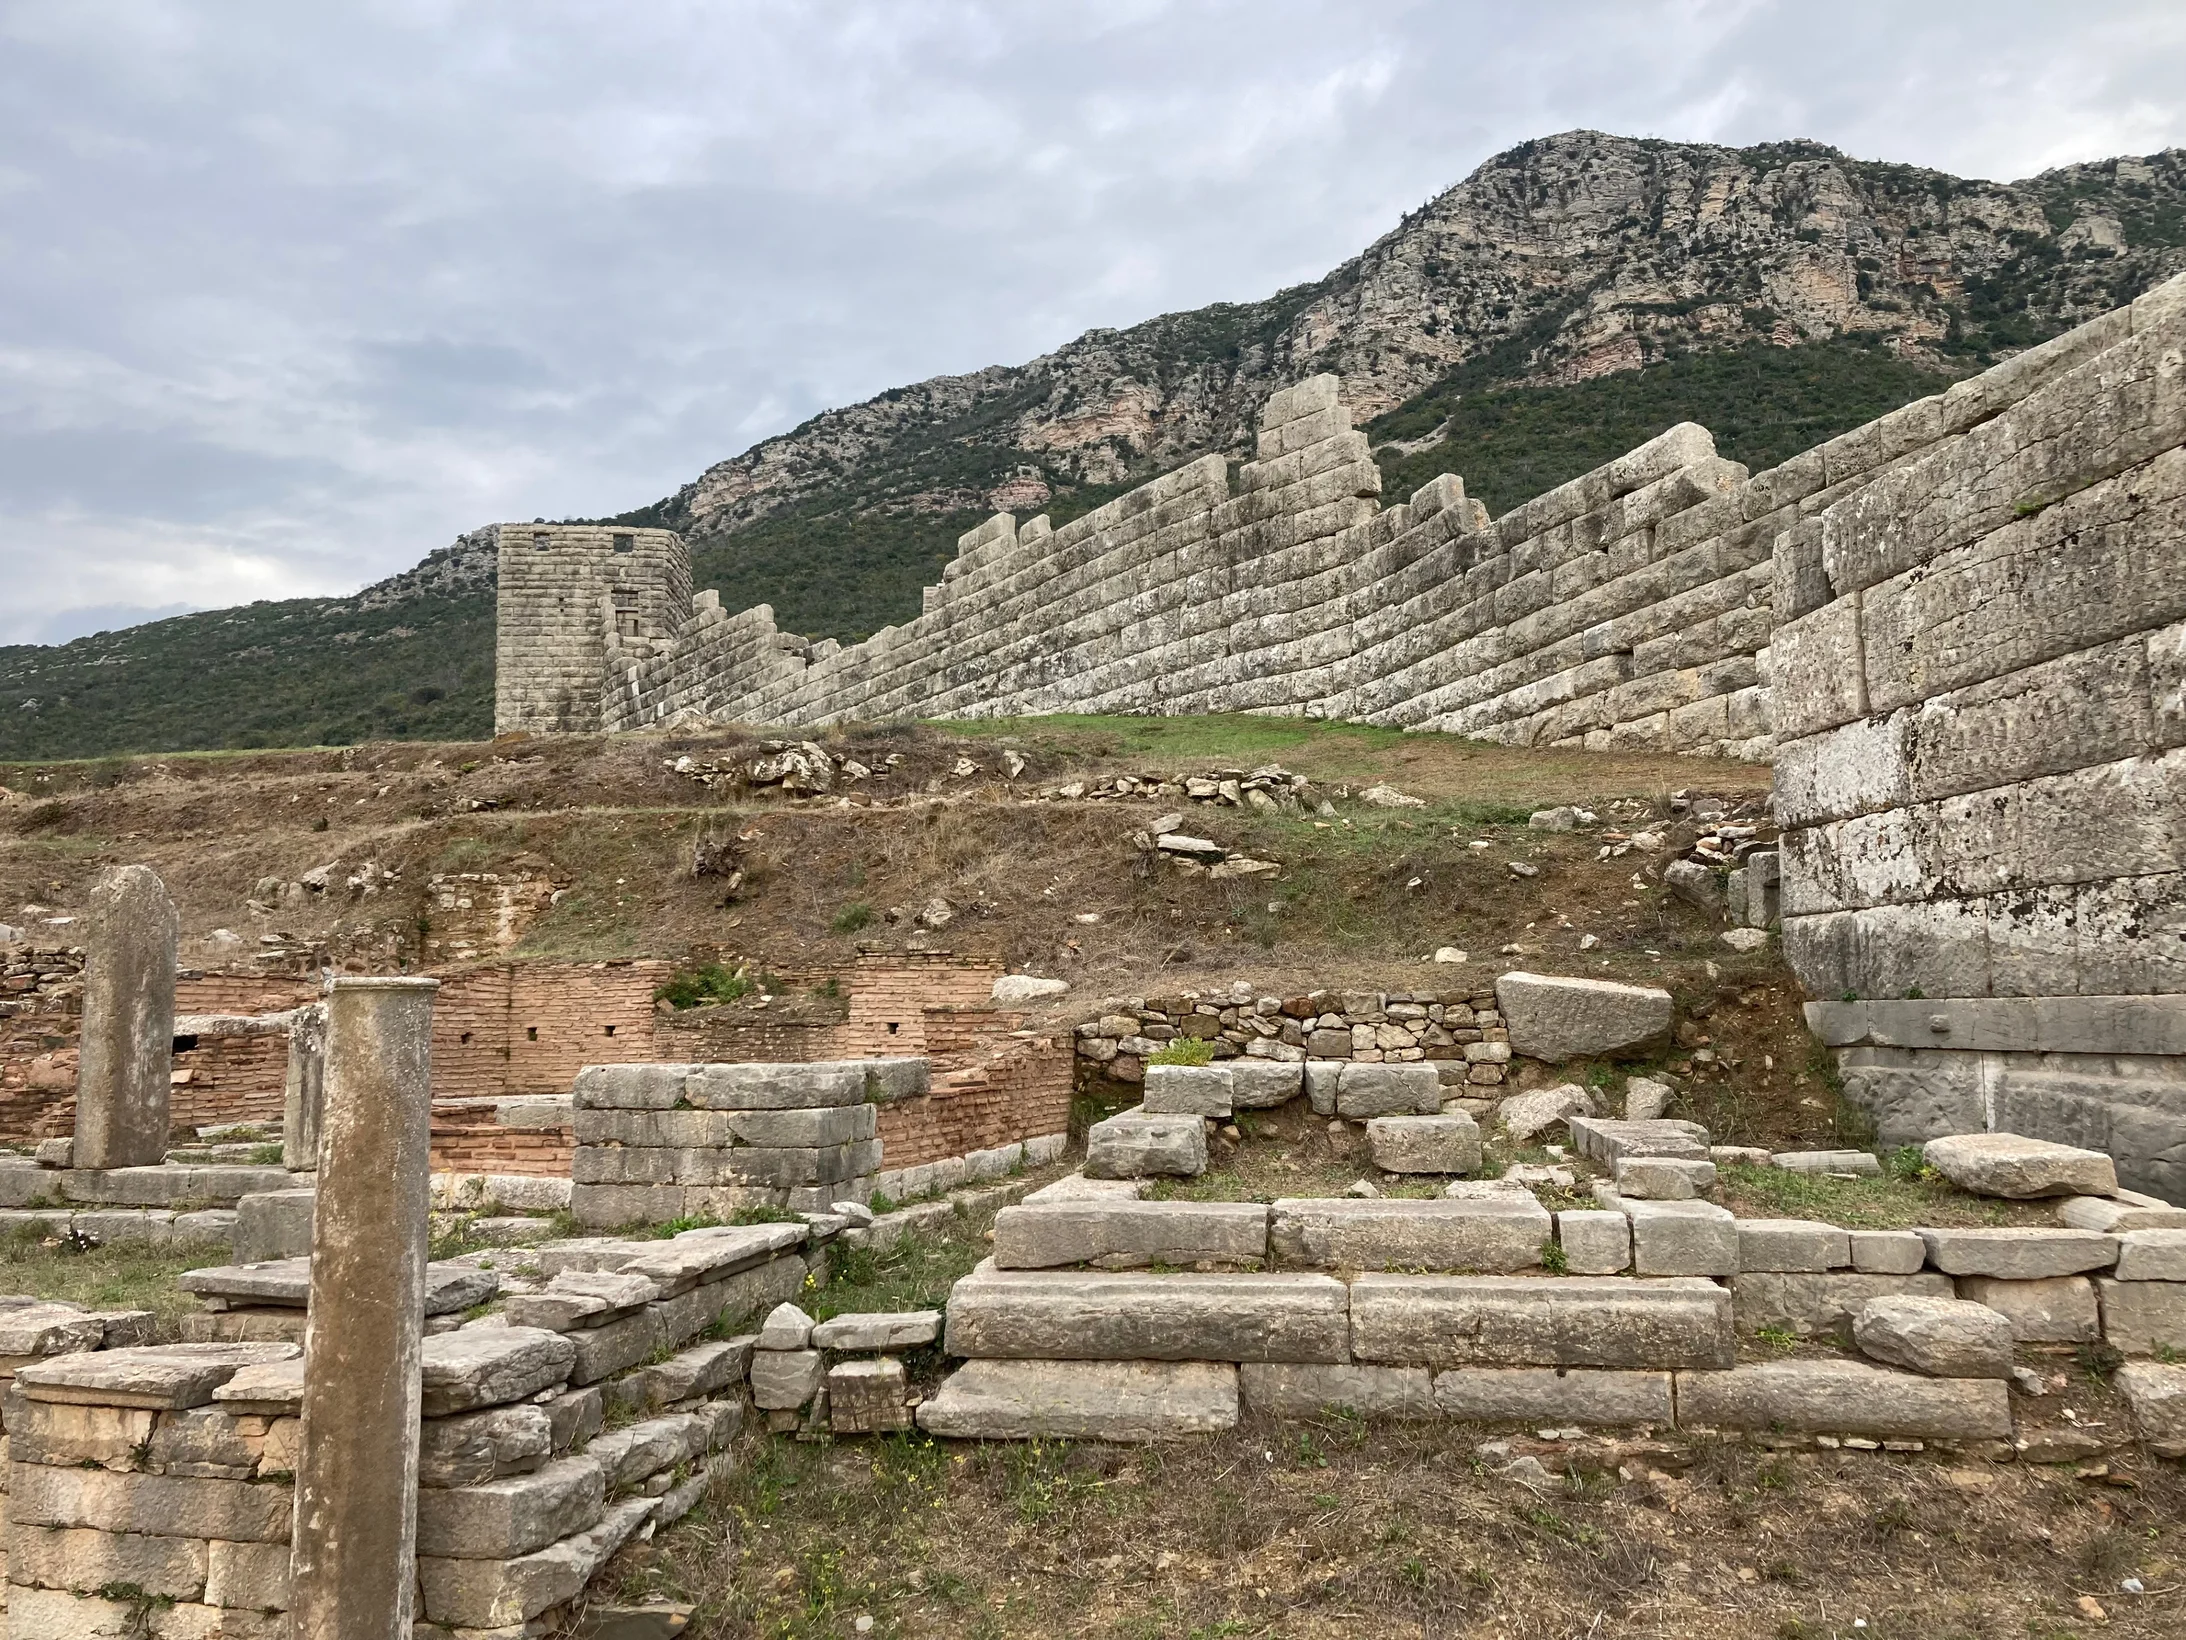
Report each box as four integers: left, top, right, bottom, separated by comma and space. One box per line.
417, 1496, 657, 1627
1736, 1220, 1852, 1273
2096, 1278, 2186, 1354
1237, 1363, 1438, 1418
1367, 1114, 1482, 1174
1556, 1209, 1632, 1274
1267, 1196, 1548, 1273
418, 1405, 555, 1488
1084, 1110, 1207, 1179
1955, 1274, 2099, 1342
9, 1462, 295, 1541
2116, 1360, 2186, 1457
12, 1341, 297, 1409
1853, 1295, 2014, 1378
1495, 972, 1673, 1061
8, 1521, 208, 1601
1228, 1061, 1304, 1109
1916, 1227, 2117, 1279
1674, 1359, 2011, 1438
1142, 1065, 1233, 1118
1625, 1200, 1738, 1276
1728, 1270, 1955, 1341
413, 1454, 606, 1559
1334, 1063, 1441, 1118
991, 1201, 1269, 1269
420, 1327, 578, 1417
1348, 1274, 1734, 1369
4, 1398, 158, 1469
917, 1358, 1239, 1441
571, 1063, 691, 1111
1568, 1117, 1711, 1164
1432, 1367, 1673, 1426
1923, 1132, 2118, 1199
233, 1187, 316, 1264
620, 1223, 808, 1295
2117, 1229, 2186, 1281
685, 1061, 869, 1110
943, 1265, 1349, 1363
1849, 1230, 1928, 1274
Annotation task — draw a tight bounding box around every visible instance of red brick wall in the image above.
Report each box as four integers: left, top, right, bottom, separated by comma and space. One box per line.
875, 1026, 1074, 1169
0, 946, 82, 1143
429, 1101, 575, 1177
430, 962, 671, 1101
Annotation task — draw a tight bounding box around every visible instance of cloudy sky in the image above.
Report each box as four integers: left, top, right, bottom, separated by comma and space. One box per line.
2, 0, 2181, 646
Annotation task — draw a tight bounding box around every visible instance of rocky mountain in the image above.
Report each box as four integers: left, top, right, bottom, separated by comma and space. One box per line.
4, 131, 2182, 760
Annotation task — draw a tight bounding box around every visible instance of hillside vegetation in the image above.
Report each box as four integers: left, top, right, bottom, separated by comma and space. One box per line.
5, 133, 2182, 758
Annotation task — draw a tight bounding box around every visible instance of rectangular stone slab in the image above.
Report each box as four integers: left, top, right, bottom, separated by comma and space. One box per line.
943, 1265, 1349, 1363
1728, 1271, 1955, 1341
991, 1201, 1269, 1269
1238, 1363, 1439, 1419
14, 1341, 299, 1408
1432, 1367, 1674, 1425
413, 1454, 605, 1559
1735, 1220, 1852, 1273
1956, 1274, 2099, 1342
416, 1496, 657, 1627
1348, 1274, 1734, 1369
1674, 1359, 2011, 1438
2096, 1278, 2186, 1354
1916, 1227, 2118, 1278
420, 1327, 579, 1417
178, 1258, 498, 1316
808, 1311, 943, 1350
1268, 1196, 1549, 1272
916, 1358, 1240, 1441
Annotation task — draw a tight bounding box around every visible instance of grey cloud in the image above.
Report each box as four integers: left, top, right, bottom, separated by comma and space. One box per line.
0, 0, 2180, 644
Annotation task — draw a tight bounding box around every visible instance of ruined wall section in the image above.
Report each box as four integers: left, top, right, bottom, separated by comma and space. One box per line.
1775, 272, 2186, 1198
494, 524, 689, 734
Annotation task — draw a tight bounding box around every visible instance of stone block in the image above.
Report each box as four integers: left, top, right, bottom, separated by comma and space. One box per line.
1568, 1117, 1710, 1164
1141, 1065, 1233, 1118
2061, 1192, 2186, 1233
2117, 1229, 2186, 1281
1495, 972, 1673, 1060
1613, 1157, 1716, 1200
1228, 1061, 1304, 1108
8, 1462, 294, 1541
809, 1310, 942, 1350
1923, 1132, 2118, 1199
585, 1414, 703, 1491
619, 1223, 808, 1295
756, 1301, 814, 1349
1853, 1295, 2014, 1378
1624, 1200, 1738, 1276
1334, 1062, 1441, 1118
1736, 1220, 1852, 1273
1083, 1110, 1207, 1179
2096, 1278, 2186, 1354
416, 1495, 657, 1627
1267, 1195, 1549, 1273
1555, 1210, 1631, 1274
12, 1341, 298, 1410
231, 1187, 316, 1264
685, 1061, 868, 1110
502, 1269, 661, 1332
9, 1521, 208, 1601
2, 1397, 158, 1469
1955, 1274, 2100, 1342
572, 1064, 690, 1111
991, 1201, 1269, 1269
418, 1405, 555, 1488
419, 1327, 577, 1417
943, 1265, 1349, 1363
205, 1535, 294, 1611
1770, 1149, 1881, 1176
1674, 1359, 2011, 1438
1849, 1230, 1928, 1274
1347, 1274, 1734, 1369
750, 1348, 826, 1409
829, 1357, 912, 1433
1304, 1060, 1343, 1114
1237, 1362, 1439, 1419
1726, 1271, 1955, 1341
1365, 1113, 1481, 1174
1497, 1083, 1595, 1143
1915, 1227, 2117, 1279
917, 1358, 1240, 1441
2116, 1360, 2186, 1457
1431, 1367, 1673, 1426
1022, 1173, 1143, 1204
414, 1454, 606, 1559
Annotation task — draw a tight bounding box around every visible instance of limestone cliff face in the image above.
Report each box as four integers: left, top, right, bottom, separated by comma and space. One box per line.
659, 132, 2185, 540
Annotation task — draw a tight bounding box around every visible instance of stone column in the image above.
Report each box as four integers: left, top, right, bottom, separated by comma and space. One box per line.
282, 1000, 329, 1172
290, 976, 438, 1640
73, 864, 179, 1169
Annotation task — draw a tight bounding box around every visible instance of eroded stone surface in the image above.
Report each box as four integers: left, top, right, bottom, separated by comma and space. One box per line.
1853, 1295, 2014, 1379
944, 1265, 1349, 1363
918, 1358, 1240, 1441
1268, 1196, 1548, 1273
1348, 1274, 1733, 1369
1675, 1359, 2011, 1438
991, 1201, 1269, 1270
1495, 972, 1673, 1061
1924, 1132, 2118, 1199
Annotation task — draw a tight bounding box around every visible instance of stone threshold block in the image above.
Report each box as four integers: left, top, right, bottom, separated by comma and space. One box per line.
1916, 1228, 2118, 1279
1433, 1367, 1673, 1426
917, 1358, 1240, 1441
417, 1495, 658, 1627
2096, 1278, 2186, 1355
1238, 1363, 1439, 1419
1729, 1271, 1954, 1341
943, 1264, 1349, 1363
1569, 1117, 1710, 1165
1084, 1109, 1208, 1179
991, 1200, 1270, 1270
1348, 1275, 1734, 1370
1268, 1195, 1549, 1273
1674, 1359, 2012, 1439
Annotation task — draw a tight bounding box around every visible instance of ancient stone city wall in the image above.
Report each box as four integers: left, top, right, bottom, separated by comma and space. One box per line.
1776, 274, 2186, 1200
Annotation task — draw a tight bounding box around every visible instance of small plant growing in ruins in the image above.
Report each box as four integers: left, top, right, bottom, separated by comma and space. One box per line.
867, 1191, 898, 1214
654, 963, 751, 1009
1146, 1037, 1216, 1066
830, 902, 874, 934
1755, 1325, 1800, 1351
1538, 1239, 1568, 1274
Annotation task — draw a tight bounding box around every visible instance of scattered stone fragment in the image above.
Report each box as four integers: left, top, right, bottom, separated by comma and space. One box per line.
1623, 1078, 1674, 1122
1497, 1084, 1595, 1144
756, 1303, 814, 1351
1771, 1150, 1880, 1176
2115, 1361, 2186, 1457
1366, 1114, 1481, 1175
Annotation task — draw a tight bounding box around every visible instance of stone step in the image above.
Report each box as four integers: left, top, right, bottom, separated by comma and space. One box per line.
1568, 1117, 1710, 1165
178, 1258, 498, 1316
1674, 1359, 2011, 1439
917, 1358, 1240, 1441
991, 1201, 1269, 1269
1268, 1196, 1548, 1272
1348, 1274, 1734, 1370
943, 1264, 1348, 1363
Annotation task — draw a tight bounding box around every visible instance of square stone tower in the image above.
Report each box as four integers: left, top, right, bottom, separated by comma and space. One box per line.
493, 524, 690, 734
